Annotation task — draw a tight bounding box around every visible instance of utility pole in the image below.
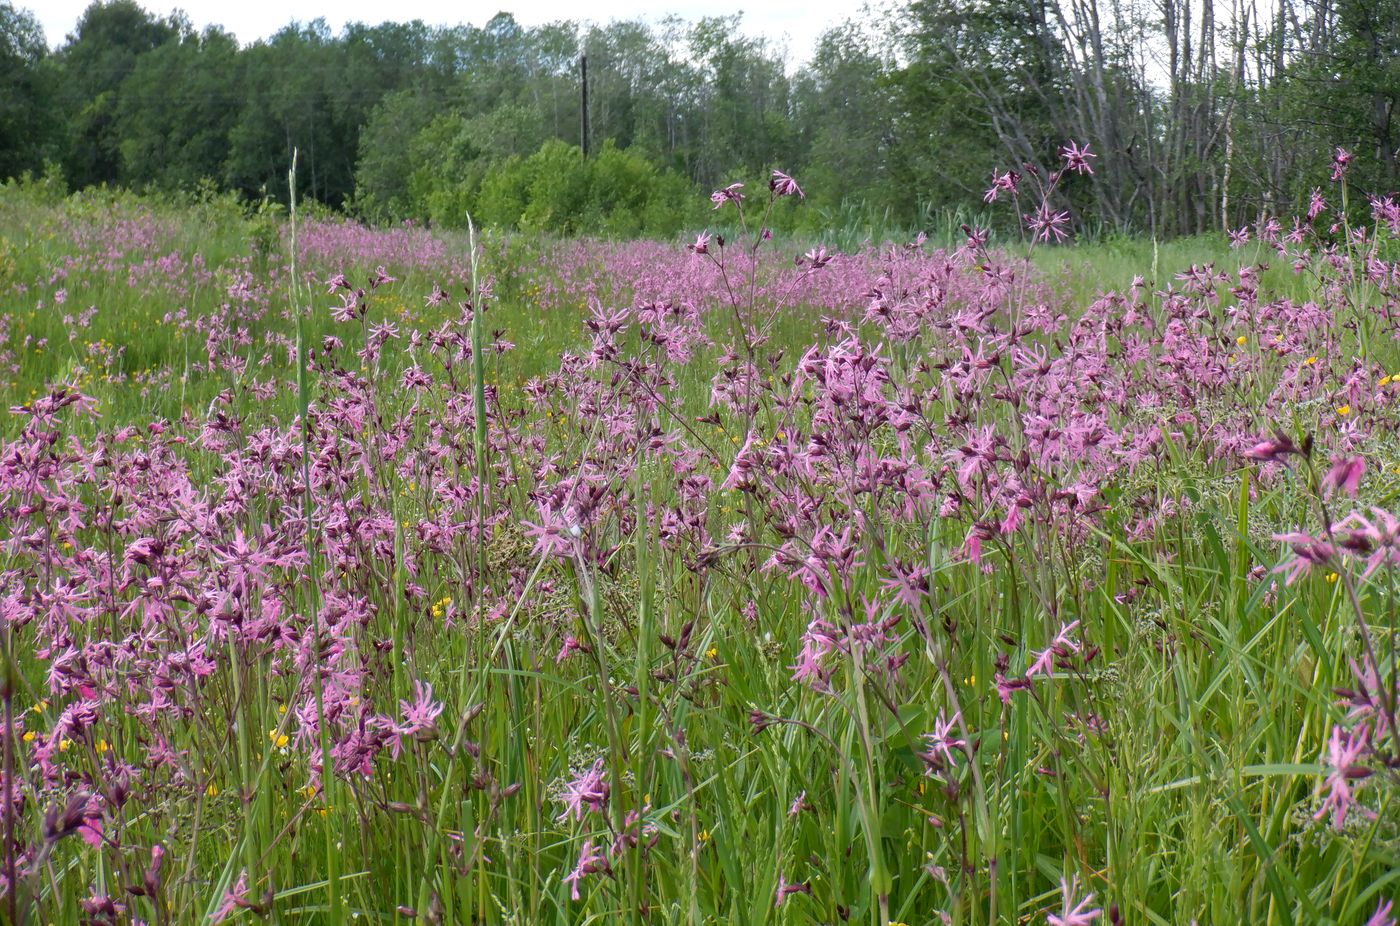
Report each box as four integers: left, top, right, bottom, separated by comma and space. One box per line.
580, 54, 590, 158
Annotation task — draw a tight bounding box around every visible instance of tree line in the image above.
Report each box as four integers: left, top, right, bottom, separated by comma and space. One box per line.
1, 0, 1397, 238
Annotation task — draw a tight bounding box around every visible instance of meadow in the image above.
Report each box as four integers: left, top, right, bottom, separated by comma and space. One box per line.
0, 152, 1397, 926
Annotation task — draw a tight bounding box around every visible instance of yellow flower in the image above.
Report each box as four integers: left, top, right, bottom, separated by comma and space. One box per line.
58, 738, 71, 753
95, 739, 108, 754
1236, 335, 1247, 346
22, 731, 35, 744
1336, 404, 1351, 416
268, 729, 289, 749
1326, 572, 1339, 584
206, 783, 219, 797
1304, 355, 1318, 366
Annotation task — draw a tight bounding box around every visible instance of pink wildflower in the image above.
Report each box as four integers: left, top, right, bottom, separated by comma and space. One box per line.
710, 183, 744, 210
798, 246, 832, 271
1047, 874, 1102, 926
1026, 202, 1071, 243
1027, 620, 1082, 678
1321, 456, 1364, 499
770, 170, 804, 198
1243, 433, 1299, 463
387, 680, 443, 757
557, 758, 609, 822
1313, 724, 1374, 831
1331, 147, 1353, 182
919, 710, 966, 772
1272, 531, 1336, 585
774, 876, 812, 907
211, 871, 251, 923
563, 839, 610, 901
1307, 188, 1327, 221
984, 170, 1020, 202
1059, 141, 1096, 175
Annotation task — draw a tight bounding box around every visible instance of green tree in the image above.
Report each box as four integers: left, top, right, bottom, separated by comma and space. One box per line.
224, 22, 340, 204
516, 139, 591, 233
353, 89, 444, 222
53, 0, 179, 189
115, 26, 241, 190
892, 0, 1052, 224
1290, 0, 1400, 197
792, 24, 894, 215
686, 16, 793, 185
0, 2, 54, 179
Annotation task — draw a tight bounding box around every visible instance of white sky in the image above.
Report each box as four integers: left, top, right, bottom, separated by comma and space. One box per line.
33, 0, 854, 63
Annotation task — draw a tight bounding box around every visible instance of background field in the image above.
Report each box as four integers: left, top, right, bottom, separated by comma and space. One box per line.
0, 174, 1398, 926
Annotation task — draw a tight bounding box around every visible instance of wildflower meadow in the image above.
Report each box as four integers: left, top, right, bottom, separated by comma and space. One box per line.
1, 147, 1398, 926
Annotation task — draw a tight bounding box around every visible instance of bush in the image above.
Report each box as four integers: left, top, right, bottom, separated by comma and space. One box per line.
473, 152, 532, 230
404, 114, 486, 228
519, 140, 593, 234
0, 160, 68, 207
472, 139, 699, 237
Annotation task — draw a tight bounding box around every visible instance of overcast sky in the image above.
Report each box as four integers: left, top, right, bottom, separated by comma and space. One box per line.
33, 0, 856, 63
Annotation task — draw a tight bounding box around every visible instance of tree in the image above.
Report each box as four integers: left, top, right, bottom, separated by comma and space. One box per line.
223, 21, 340, 204
792, 24, 895, 214
53, 0, 179, 189
353, 90, 445, 222
1290, 0, 1400, 196
686, 16, 793, 185
0, 2, 54, 179
892, 0, 1045, 226
115, 26, 241, 190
